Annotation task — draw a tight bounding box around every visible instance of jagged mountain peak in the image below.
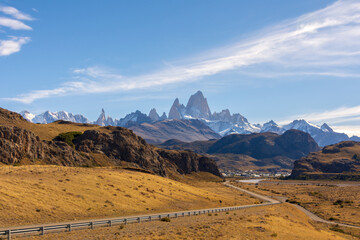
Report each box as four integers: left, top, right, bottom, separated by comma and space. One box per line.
149, 108, 160, 122
321, 123, 334, 133
185, 90, 211, 119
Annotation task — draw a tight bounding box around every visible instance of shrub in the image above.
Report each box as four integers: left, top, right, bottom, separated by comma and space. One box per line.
208, 213, 212, 216
54, 131, 83, 148
271, 233, 278, 237
119, 224, 125, 230
333, 200, 344, 205
329, 226, 344, 233
161, 217, 171, 222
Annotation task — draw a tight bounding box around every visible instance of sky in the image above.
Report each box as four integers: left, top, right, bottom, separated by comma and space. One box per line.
1, 0, 360, 136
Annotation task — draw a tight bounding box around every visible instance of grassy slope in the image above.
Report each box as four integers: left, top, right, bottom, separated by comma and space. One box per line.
0, 116, 104, 141
0, 166, 254, 227
30, 204, 350, 240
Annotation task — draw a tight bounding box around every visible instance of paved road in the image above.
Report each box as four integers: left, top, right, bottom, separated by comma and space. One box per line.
223, 181, 280, 204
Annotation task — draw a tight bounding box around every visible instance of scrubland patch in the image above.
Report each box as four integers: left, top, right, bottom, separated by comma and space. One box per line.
234, 180, 360, 226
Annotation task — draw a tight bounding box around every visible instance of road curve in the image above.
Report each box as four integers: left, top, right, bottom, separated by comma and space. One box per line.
225, 181, 360, 230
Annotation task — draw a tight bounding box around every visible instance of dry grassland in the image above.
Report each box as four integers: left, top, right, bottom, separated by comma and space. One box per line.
27, 204, 351, 240
0, 166, 254, 227
233, 180, 360, 226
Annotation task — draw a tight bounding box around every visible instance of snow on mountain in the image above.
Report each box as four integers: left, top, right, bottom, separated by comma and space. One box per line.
19, 110, 35, 122
282, 119, 349, 147
117, 110, 152, 127
260, 120, 284, 134
21, 110, 90, 124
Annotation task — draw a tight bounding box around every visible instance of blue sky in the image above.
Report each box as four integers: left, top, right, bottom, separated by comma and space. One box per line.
1, 0, 360, 135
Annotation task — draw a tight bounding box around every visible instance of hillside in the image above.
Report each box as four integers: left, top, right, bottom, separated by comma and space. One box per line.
129, 119, 221, 144
160, 130, 320, 171
0, 166, 253, 227
289, 141, 360, 180
0, 107, 221, 178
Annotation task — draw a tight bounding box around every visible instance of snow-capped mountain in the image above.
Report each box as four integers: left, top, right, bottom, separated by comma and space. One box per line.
20, 110, 90, 124
19, 90, 360, 147
167, 91, 260, 136
260, 120, 284, 134
19, 110, 35, 122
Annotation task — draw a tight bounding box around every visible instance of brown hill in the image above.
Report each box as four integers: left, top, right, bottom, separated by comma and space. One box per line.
160, 130, 320, 171
0, 107, 221, 178
289, 141, 360, 180
129, 119, 220, 144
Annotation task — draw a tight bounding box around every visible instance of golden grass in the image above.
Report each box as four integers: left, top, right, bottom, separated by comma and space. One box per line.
234, 180, 360, 226
0, 117, 105, 141
28, 204, 350, 240
0, 166, 254, 227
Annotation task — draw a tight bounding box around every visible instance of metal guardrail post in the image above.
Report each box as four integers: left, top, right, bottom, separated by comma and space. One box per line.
167, 214, 170, 219
40, 226, 44, 235
68, 224, 71, 232
137, 217, 141, 223
6, 230, 11, 240
90, 222, 94, 229
182, 212, 185, 217
175, 213, 177, 218
109, 220, 112, 227
149, 216, 152, 222
159, 215, 161, 220
124, 219, 127, 225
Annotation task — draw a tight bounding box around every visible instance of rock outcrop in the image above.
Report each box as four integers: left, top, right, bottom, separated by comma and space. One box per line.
289, 141, 360, 180
0, 125, 92, 166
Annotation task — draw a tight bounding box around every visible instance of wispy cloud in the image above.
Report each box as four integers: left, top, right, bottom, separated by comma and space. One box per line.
6, 0, 360, 103
0, 36, 30, 56
0, 6, 34, 21
278, 105, 360, 127
0, 5, 33, 56
0, 17, 32, 30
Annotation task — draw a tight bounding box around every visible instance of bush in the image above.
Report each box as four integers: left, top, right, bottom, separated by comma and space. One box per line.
54, 131, 83, 148
208, 213, 212, 216
161, 217, 171, 222
333, 200, 344, 205
329, 226, 344, 233
271, 233, 278, 237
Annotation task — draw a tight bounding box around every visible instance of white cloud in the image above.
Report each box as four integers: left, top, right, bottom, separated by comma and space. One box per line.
0, 37, 30, 56
6, 0, 360, 103
0, 17, 32, 30
0, 6, 33, 56
277, 105, 360, 130
0, 6, 34, 21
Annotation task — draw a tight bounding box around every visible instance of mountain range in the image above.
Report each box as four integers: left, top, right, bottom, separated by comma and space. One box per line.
160, 129, 320, 171
20, 90, 360, 147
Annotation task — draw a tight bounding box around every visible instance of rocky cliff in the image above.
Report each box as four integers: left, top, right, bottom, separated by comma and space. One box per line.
289, 141, 360, 180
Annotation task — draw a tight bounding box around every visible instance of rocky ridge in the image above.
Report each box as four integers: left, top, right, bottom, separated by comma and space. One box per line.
0, 108, 221, 178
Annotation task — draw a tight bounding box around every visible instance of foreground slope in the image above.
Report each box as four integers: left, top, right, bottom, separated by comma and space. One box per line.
290, 141, 360, 180
30, 204, 349, 240
0, 166, 254, 227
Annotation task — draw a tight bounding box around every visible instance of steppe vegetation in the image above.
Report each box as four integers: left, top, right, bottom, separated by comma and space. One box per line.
0, 165, 254, 227
234, 180, 360, 227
